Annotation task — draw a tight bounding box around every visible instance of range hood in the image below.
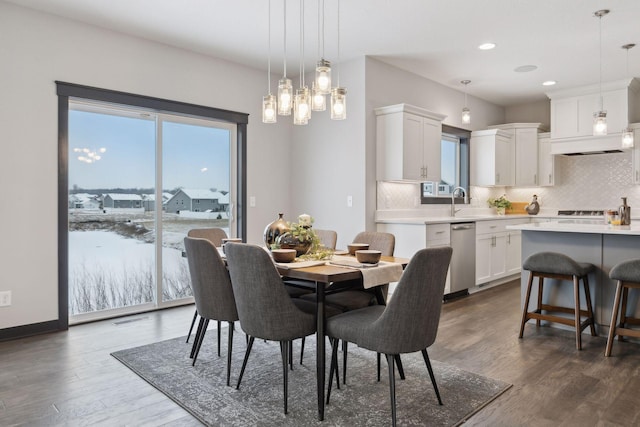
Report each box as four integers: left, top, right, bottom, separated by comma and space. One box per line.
550, 134, 625, 156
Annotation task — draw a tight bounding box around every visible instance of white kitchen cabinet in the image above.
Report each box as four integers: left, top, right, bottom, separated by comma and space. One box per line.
376, 221, 452, 295
537, 132, 556, 186
470, 129, 513, 187
425, 223, 452, 295
475, 218, 528, 285
375, 104, 447, 182
547, 78, 640, 140
505, 230, 522, 275
488, 123, 545, 187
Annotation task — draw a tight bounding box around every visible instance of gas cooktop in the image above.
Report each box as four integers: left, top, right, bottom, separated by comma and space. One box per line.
557, 210, 604, 216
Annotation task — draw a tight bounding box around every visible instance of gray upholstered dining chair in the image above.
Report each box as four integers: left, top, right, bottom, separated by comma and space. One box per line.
185, 228, 228, 346
301, 230, 397, 381
325, 246, 453, 427
183, 236, 239, 387
224, 242, 318, 415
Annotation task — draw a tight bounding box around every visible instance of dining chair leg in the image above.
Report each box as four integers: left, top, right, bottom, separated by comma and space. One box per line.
280, 340, 289, 414
421, 348, 442, 405
190, 317, 205, 358
386, 353, 397, 427
395, 355, 406, 380
342, 340, 348, 385
605, 280, 623, 357
327, 338, 340, 405
377, 353, 381, 382
288, 340, 295, 370
300, 336, 305, 365
226, 321, 234, 386
192, 318, 209, 366
186, 309, 198, 343
217, 320, 221, 357
519, 271, 535, 338
236, 336, 255, 390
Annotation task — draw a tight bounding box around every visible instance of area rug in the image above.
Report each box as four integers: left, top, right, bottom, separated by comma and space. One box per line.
112, 330, 510, 426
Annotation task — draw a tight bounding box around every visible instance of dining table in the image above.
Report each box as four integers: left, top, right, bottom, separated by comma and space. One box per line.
274, 254, 409, 421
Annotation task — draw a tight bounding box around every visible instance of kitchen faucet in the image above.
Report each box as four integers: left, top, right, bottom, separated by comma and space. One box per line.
451, 186, 468, 217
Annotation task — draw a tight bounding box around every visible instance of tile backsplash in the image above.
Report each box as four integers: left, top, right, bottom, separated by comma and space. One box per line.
377, 150, 640, 215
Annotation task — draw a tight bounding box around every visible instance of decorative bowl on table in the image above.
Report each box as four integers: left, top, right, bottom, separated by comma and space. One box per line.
355, 250, 381, 264
347, 243, 369, 255
271, 249, 297, 263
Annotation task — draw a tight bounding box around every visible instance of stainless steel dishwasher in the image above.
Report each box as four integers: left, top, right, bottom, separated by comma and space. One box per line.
449, 222, 476, 294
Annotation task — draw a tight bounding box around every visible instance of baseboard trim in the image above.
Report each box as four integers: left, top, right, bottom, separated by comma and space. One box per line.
0, 320, 65, 342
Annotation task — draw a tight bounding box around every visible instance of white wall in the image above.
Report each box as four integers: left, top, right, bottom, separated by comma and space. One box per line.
504, 99, 550, 129
288, 58, 367, 249
0, 2, 291, 330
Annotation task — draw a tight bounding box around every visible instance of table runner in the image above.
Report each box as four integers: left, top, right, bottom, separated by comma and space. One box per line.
329, 255, 403, 288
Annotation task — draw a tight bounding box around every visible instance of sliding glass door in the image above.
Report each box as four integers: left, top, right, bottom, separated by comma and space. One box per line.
68, 100, 236, 322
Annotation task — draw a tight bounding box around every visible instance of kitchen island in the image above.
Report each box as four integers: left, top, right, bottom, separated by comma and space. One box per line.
507, 220, 640, 332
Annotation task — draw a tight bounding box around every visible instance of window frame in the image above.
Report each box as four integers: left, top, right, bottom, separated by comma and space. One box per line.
57, 81, 248, 329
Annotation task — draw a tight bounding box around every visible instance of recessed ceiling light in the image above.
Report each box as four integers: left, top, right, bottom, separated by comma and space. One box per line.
478, 43, 496, 50
514, 65, 538, 73
542, 80, 557, 86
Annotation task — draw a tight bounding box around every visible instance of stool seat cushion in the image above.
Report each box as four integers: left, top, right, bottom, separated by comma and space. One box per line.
523, 252, 594, 277
610, 259, 640, 283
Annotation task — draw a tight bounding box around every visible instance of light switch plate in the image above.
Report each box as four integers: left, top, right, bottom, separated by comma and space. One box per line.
0, 291, 11, 307
347, 195, 353, 207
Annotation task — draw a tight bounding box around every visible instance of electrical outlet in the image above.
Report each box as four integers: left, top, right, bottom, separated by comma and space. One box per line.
347, 195, 353, 207
0, 291, 11, 307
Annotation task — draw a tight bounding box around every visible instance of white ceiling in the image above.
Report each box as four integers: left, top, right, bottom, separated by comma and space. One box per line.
6, 0, 640, 106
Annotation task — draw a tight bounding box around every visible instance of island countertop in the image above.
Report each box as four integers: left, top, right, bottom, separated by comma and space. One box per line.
507, 220, 640, 235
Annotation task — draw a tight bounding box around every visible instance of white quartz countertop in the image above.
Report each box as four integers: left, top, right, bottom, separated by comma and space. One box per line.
507, 220, 640, 235
376, 214, 546, 225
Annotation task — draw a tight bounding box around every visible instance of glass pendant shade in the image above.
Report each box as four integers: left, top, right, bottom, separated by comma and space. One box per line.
311, 83, 326, 111
277, 78, 293, 115
593, 110, 607, 136
330, 87, 347, 120
293, 88, 310, 125
315, 59, 332, 94
622, 128, 635, 148
461, 107, 471, 124
262, 94, 277, 123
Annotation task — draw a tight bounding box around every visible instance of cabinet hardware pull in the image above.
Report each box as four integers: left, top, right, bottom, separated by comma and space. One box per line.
436, 231, 444, 234
549, 174, 552, 184
508, 234, 511, 244
534, 174, 537, 184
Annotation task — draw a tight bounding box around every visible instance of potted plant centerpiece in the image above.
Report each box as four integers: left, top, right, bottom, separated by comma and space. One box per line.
276, 214, 320, 256
488, 194, 512, 215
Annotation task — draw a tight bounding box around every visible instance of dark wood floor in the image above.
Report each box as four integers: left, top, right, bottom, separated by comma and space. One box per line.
2, 281, 640, 426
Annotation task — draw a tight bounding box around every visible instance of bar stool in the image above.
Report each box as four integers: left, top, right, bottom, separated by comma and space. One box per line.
605, 259, 640, 356
519, 252, 597, 350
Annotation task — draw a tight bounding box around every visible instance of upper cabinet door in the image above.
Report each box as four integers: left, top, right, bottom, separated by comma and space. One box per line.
375, 104, 446, 182
514, 128, 539, 186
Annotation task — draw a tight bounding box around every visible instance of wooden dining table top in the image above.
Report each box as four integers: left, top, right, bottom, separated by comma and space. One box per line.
274, 255, 409, 284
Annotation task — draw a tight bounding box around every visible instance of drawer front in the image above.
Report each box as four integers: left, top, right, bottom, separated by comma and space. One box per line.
476, 220, 504, 235
426, 223, 450, 242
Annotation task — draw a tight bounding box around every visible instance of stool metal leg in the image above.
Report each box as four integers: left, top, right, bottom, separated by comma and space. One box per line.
573, 276, 582, 350
519, 271, 535, 338
605, 280, 623, 357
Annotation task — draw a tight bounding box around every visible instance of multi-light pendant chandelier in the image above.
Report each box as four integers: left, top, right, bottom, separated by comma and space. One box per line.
460, 80, 471, 125
262, 0, 346, 124
592, 9, 609, 136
